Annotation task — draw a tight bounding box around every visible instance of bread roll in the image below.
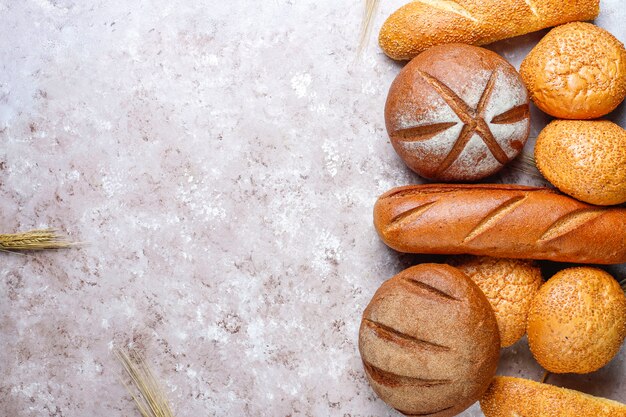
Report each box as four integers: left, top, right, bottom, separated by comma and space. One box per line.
480, 376, 626, 417
385, 44, 530, 181
535, 120, 626, 205
449, 256, 542, 347
373, 184, 626, 264
527, 267, 626, 374
520, 22, 626, 119
379, 0, 600, 60
359, 264, 500, 417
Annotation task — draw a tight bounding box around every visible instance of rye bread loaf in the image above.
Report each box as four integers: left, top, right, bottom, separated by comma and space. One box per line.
359, 264, 500, 417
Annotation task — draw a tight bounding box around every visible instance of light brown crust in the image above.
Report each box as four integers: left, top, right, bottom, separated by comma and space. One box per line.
379, 0, 600, 61
480, 376, 626, 417
359, 264, 500, 417
449, 256, 542, 347
534, 120, 626, 205
527, 267, 626, 374
373, 184, 626, 264
385, 44, 530, 181
520, 22, 626, 119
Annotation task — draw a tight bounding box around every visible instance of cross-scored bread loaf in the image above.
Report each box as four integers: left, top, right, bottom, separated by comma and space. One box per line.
374, 184, 626, 264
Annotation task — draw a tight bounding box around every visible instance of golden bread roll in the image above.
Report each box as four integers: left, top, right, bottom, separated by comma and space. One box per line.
384, 44, 530, 181
379, 0, 599, 60
449, 256, 542, 347
480, 376, 626, 417
520, 22, 626, 119
534, 120, 626, 206
374, 184, 626, 264
527, 267, 626, 374
359, 264, 500, 417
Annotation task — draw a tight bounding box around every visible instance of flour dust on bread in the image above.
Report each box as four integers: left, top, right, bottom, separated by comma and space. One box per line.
385, 44, 530, 181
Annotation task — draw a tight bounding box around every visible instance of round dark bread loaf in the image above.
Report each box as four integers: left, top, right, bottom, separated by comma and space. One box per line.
385, 44, 530, 181
358, 263, 500, 417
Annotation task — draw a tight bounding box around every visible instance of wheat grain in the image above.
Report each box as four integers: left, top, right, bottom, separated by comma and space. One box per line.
116, 348, 175, 417
0, 229, 76, 251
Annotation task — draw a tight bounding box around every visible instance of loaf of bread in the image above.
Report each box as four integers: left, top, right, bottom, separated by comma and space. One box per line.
374, 184, 626, 264
379, 0, 600, 60
359, 264, 500, 417
480, 376, 626, 417
385, 44, 530, 181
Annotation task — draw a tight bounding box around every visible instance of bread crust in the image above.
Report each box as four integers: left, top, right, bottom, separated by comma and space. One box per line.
480, 376, 626, 417
449, 256, 542, 347
373, 184, 626, 264
520, 22, 626, 119
359, 264, 500, 416
534, 120, 626, 205
385, 44, 530, 181
379, 0, 600, 60
527, 267, 626, 374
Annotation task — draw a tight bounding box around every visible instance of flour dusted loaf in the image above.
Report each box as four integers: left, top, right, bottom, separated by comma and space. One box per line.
359, 264, 500, 417
520, 22, 626, 119
385, 44, 530, 181
374, 184, 626, 264
379, 0, 600, 60
480, 376, 626, 417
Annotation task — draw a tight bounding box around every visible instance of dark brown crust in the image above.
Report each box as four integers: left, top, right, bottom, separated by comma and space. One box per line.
359, 264, 500, 417
374, 184, 626, 264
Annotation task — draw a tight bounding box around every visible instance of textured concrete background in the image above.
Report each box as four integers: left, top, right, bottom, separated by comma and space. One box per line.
0, 1, 624, 416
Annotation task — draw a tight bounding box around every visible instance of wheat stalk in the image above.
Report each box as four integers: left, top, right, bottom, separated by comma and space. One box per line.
116, 348, 175, 417
357, 0, 380, 58
0, 229, 76, 251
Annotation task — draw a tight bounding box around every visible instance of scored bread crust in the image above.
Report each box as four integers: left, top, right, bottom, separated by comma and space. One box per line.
384, 44, 530, 182
379, 0, 600, 60
480, 376, 626, 417
359, 264, 500, 417
373, 184, 626, 264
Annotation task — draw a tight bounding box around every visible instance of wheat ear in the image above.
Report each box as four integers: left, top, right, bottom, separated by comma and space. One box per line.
116, 348, 175, 417
357, 0, 380, 58
0, 229, 76, 251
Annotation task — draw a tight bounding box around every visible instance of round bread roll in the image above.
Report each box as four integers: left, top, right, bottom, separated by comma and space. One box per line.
449, 256, 543, 348
527, 267, 626, 374
385, 44, 530, 181
520, 22, 626, 119
534, 120, 626, 205
358, 263, 500, 416
480, 376, 626, 417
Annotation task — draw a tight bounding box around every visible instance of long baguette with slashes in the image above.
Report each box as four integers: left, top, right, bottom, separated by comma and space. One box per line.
374, 184, 626, 264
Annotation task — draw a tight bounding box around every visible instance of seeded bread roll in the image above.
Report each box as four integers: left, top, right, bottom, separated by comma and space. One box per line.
359, 264, 500, 417
527, 267, 626, 374
379, 0, 600, 61
385, 44, 530, 181
534, 120, 626, 205
520, 22, 626, 119
449, 256, 542, 347
480, 376, 626, 417
374, 184, 626, 264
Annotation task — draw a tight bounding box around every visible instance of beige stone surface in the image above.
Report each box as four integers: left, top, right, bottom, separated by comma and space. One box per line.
0, 1, 624, 416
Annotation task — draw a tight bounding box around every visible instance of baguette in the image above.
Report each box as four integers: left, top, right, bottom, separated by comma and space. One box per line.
373, 184, 626, 264
379, 0, 600, 60
480, 376, 626, 417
